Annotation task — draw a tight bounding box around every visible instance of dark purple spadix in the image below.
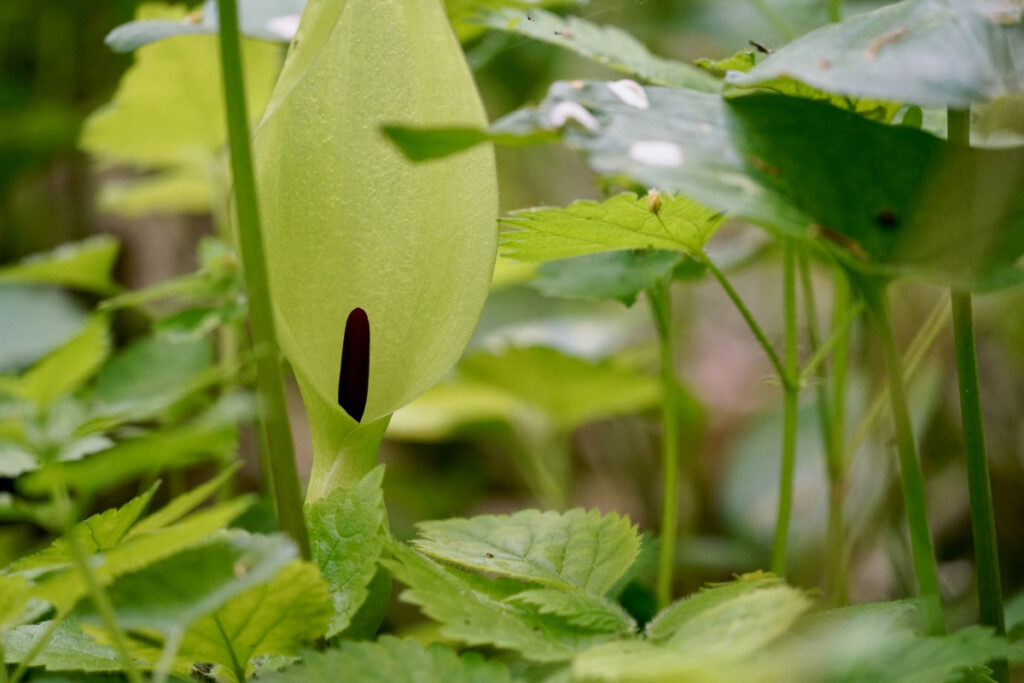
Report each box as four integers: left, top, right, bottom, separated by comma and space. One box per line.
338, 307, 370, 422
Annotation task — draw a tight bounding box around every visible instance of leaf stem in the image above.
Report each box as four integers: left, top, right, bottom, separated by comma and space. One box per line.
862, 284, 944, 634
828, 0, 842, 23
215, 0, 310, 558
650, 279, 681, 609
771, 242, 800, 576
827, 268, 852, 605
798, 297, 863, 385
948, 107, 1006, 680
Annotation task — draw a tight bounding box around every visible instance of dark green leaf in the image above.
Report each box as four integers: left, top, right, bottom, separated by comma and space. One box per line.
534, 250, 684, 306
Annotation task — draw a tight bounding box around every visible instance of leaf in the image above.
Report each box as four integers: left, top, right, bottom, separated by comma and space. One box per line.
0, 237, 120, 294
412, 507, 641, 596
96, 164, 212, 217
508, 589, 635, 633
0, 286, 87, 373
384, 540, 616, 662
261, 635, 513, 683
382, 125, 556, 162
728, 0, 1024, 109
127, 464, 240, 537
105, 0, 308, 52
533, 250, 684, 306
93, 333, 214, 412
167, 559, 331, 682
476, 8, 719, 92
306, 466, 388, 637
0, 316, 110, 407
0, 574, 30, 628
645, 573, 783, 641
2, 617, 121, 672
500, 192, 725, 261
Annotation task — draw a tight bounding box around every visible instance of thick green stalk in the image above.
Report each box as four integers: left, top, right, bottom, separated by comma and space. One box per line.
827, 269, 852, 605
948, 107, 1006, 680
863, 286, 944, 634
650, 280, 681, 609
771, 243, 800, 576
216, 0, 309, 557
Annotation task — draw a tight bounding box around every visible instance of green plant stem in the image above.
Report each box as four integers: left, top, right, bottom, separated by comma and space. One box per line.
701, 255, 789, 386
216, 0, 309, 558
771, 243, 800, 576
51, 485, 143, 683
650, 280, 681, 609
746, 0, 796, 40
828, 269, 852, 605
948, 106, 1006, 680
828, 0, 842, 22
862, 286, 944, 634
798, 299, 863, 384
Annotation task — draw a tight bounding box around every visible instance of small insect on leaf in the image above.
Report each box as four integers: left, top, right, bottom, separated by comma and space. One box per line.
338, 307, 371, 422
646, 189, 663, 215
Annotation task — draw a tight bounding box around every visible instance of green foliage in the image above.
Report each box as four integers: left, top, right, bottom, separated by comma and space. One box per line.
306, 466, 388, 637
0, 237, 120, 295
262, 635, 513, 683
645, 572, 783, 641
413, 508, 640, 596
533, 250, 686, 307
2, 617, 122, 672
477, 7, 719, 91
0, 286, 87, 373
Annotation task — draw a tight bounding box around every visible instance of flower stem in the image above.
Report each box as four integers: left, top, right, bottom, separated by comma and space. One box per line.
862, 284, 944, 634
771, 242, 800, 576
948, 107, 1006, 680
827, 268, 852, 605
216, 0, 310, 558
828, 0, 842, 23
650, 279, 681, 609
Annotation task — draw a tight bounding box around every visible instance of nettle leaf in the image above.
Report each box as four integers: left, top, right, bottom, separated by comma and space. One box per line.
0, 236, 120, 295
2, 617, 121, 672
384, 541, 620, 662
412, 508, 641, 596
500, 192, 725, 262
262, 635, 513, 683
306, 466, 388, 637
477, 7, 719, 92
728, 0, 1024, 109
0, 315, 110, 408
105, 0, 308, 52
533, 250, 684, 306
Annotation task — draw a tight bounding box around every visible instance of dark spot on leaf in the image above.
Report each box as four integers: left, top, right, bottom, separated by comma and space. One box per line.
485, 552, 495, 558
876, 209, 900, 230
811, 224, 869, 260
338, 307, 370, 422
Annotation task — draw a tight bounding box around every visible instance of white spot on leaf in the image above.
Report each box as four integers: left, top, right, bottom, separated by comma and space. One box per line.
266, 14, 301, 40
629, 141, 684, 167
547, 101, 599, 131
607, 79, 649, 109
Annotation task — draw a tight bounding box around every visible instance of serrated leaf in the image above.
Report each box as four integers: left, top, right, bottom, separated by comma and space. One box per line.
306, 466, 387, 637
127, 464, 240, 537
262, 635, 512, 683
508, 589, 634, 633
412, 508, 640, 596
0, 237, 120, 295
478, 8, 718, 91
646, 573, 783, 642
2, 617, 121, 672
729, 0, 1024, 109
384, 540, 615, 662
0, 316, 110, 407
533, 250, 685, 307
501, 192, 724, 263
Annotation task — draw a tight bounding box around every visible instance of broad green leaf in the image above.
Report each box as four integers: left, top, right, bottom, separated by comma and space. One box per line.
0, 316, 110, 407
388, 381, 521, 441
261, 635, 512, 683
96, 164, 212, 217
105, 0, 308, 52
533, 250, 685, 307
508, 588, 635, 633
164, 560, 331, 682
412, 507, 640, 596
2, 617, 121, 672
646, 573, 782, 641
0, 574, 30, 627
93, 333, 214, 412
10, 484, 158, 577
477, 8, 719, 92
0, 237, 120, 295
500, 192, 725, 261
459, 347, 661, 429
0, 286, 87, 373
306, 466, 388, 637
384, 540, 616, 661
96, 532, 296, 636
729, 0, 1024, 109
82, 4, 280, 169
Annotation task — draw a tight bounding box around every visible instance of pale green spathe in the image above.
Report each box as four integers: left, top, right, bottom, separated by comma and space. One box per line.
253, 0, 498, 492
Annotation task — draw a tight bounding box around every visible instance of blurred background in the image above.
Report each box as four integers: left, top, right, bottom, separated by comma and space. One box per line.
2, 0, 1024, 632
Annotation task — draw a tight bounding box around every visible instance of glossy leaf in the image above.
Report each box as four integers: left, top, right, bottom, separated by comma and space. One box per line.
477, 7, 719, 91
413, 508, 641, 596
261, 635, 513, 683
0, 237, 120, 295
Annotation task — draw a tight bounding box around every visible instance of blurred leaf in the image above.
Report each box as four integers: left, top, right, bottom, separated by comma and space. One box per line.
382, 125, 555, 162
0, 237, 120, 294
645, 573, 784, 642
261, 635, 513, 683
477, 8, 719, 91
384, 540, 618, 662
388, 381, 521, 441
500, 192, 725, 261
508, 588, 634, 633
2, 617, 121, 672
96, 164, 212, 217
94, 333, 214, 411
1006, 590, 1024, 640
0, 316, 110, 408
0, 574, 30, 627
127, 464, 239, 537
0, 286, 87, 373
306, 466, 387, 637
729, 0, 1024, 109
534, 250, 684, 306
413, 508, 640, 596
105, 0, 308, 52
0, 442, 38, 478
